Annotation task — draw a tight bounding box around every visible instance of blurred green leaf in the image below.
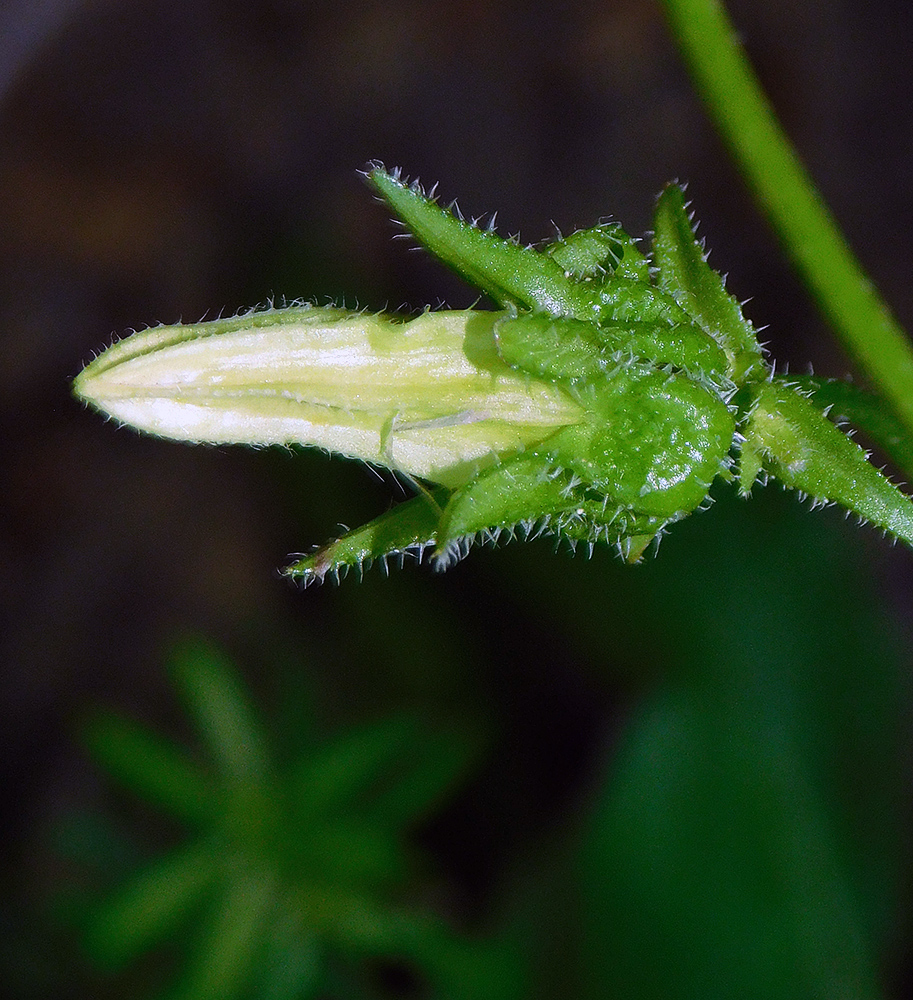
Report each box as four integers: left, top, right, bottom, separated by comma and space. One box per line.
575, 484, 903, 1000
85, 839, 218, 969
171, 639, 271, 785
291, 820, 407, 890
168, 865, 275, 1000
367, 726, 483, 829
252, 904, 323, 1000
81, 639, 494, 999
288, 714, 424, 817
83, 711, 215, 826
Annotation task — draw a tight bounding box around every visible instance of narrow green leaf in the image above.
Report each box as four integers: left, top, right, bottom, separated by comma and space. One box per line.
168, 866, 274, 1000
170, 639, 271, 785
83, 710, 215, 824
289, 715, 423, 817
294, 820, 408, 889
85, 839, 218, 969
253, 904, 323, 1000
309, 890, 446, 958
366, 728, 482, 829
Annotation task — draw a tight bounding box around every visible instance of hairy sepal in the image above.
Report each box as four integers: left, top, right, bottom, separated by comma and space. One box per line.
368, 166, 740, 384
367, 165, 588, 316
547, 372, 735, 518
745, 378, 913, 546
287, 452, 673, 583
544, 224, 651, 283
789, 374, 913, 477
437, 455, 582, 545
652, 183, 766, 382
284, 489, 450, 585
437, 454, 673, 564
495, 313, 731, 387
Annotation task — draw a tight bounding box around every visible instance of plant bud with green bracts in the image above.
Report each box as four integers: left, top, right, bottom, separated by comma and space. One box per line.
74, 165, 913, 584
74, 305, 582, 489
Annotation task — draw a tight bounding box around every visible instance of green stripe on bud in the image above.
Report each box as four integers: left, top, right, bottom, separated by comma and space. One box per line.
73, 305, 583, 487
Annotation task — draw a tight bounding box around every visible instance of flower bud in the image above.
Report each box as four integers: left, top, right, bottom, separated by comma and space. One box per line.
74, 305, 583, 487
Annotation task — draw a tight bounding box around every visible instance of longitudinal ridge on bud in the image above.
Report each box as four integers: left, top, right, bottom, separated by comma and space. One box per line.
74, 304, 584, 489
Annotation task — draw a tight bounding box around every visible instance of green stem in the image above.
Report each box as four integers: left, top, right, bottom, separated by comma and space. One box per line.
659, 0, 913, 442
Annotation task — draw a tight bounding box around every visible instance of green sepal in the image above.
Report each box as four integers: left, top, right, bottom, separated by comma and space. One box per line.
590, 276, 694, 327
652, 183, 766, 381
737, 436, 765, 496
598, 320, 730, 384
495, 314, 609, 382
544, 222, 651, 284
548, 501, 670, 562
367, 165, 586, 317
602, 228, 652, 283
745, 378, 913, 546
437, 453, 672, 561
495, 313, 731, 386
283, 487, 451, 584
547, 371, 735, 517
368, 167, 721, 348
789, 374, 913, 478
544, 224, 627, 280
436, 454, 583, 545
620, 533, 659, 563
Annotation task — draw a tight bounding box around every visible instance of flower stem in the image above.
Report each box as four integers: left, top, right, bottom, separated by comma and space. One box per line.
659, 0, 913, 445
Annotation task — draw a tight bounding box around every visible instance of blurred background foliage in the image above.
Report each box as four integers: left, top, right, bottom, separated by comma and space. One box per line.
2, 1, 913, 997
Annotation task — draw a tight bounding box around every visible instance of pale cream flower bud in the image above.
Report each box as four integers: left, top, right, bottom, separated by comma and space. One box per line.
74, 305, 583, 487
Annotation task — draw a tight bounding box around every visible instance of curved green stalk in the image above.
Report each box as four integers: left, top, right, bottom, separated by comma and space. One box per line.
659, 0, 913, 452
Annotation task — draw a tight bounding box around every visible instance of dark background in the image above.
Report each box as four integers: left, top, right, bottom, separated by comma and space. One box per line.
2, 1, 913, 997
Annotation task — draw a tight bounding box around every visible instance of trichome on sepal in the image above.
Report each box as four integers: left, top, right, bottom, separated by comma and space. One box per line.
73, 164, 913, 584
